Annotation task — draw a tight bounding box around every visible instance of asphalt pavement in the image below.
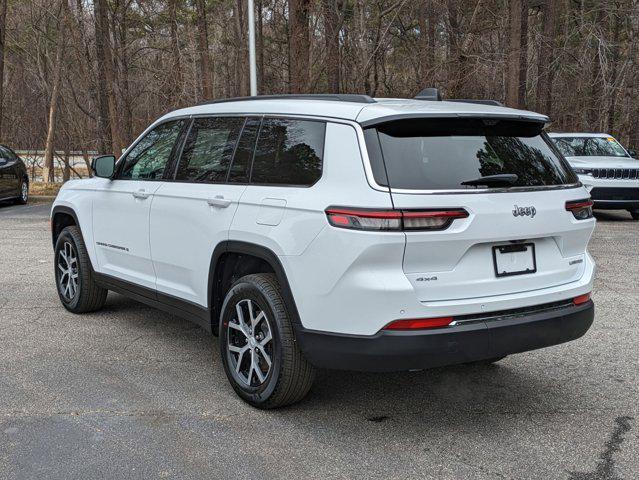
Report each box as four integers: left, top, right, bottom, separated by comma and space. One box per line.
0, 200, 637, 479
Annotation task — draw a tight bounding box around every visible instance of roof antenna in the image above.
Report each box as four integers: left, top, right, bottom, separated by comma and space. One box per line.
415, 88, 442, 101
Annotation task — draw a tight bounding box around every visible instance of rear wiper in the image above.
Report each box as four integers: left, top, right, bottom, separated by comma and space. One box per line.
460, 174, 519, 187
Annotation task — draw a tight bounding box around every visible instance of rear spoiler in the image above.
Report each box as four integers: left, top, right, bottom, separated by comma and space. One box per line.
359, 113, 550, 129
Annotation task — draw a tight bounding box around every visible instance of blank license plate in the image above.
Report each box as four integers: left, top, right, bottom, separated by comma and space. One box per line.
492, 243, 537, 277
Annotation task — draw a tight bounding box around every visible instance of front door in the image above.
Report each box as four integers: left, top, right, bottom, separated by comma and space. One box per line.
150, 116, 254, 306
92, 119, 187, 290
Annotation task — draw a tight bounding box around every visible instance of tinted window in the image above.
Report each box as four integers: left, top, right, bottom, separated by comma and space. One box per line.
0, 146, 17, 160
175, 117, 244, 182
366, 119, 575, 190
552, 136, 630, 158
251, 118, 325, 185
229, 117, 261, 183
119, 120, 185, 180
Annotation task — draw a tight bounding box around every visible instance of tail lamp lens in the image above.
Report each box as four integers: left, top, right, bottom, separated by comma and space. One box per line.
573, 292, 591, 305
325, 208, 468, 232
566, 199, 594, 220
383, 317, 454, 330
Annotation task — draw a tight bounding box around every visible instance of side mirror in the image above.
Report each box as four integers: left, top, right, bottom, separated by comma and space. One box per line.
628, 149, 637, 159
92, 155, 116, 178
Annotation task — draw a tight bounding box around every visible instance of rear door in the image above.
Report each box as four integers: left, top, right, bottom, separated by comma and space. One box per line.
364, 117, 595, 302
92, 119, 187, 289
0, 146, 19, 198
149, 116, 253, 306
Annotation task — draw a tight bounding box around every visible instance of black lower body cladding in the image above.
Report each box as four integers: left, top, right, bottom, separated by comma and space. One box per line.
294, 301, 594, 372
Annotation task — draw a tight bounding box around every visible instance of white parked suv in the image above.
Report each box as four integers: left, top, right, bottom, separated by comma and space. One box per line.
548, 132, 639, 219
51, 92, 596, 408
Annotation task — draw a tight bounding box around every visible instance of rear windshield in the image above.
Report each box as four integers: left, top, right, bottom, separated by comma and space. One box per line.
365, 118, 577, 190
551, 136, 629, 158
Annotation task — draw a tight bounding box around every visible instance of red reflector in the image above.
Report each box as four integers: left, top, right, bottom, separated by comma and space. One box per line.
573, 293, 591, 305
383, 317, 453, 330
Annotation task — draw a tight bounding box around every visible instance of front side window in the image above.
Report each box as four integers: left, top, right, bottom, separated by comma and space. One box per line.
365, 118, 576, 190
176, 117, 244, 182
251, 118, 325, 186
551, 136, 630, 158
119, 120, 185, 180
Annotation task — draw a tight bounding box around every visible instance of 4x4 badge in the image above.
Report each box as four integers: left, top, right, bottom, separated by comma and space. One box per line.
512, 205, 536, 218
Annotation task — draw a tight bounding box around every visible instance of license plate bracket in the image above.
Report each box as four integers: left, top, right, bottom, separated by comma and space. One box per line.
492, 243, 537, 277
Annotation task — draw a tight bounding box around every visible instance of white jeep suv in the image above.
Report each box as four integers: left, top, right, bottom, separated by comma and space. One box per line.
51, 92, 596, 408
548, 132, 639, 219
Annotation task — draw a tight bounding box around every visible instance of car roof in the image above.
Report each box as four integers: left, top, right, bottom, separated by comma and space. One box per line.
548, 132, 614, 138
157, 96, 549, 127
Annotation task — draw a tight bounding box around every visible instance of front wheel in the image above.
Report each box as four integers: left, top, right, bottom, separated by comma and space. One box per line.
54, 226, 108, 313
219, 273, 315, 409
14, 180, 28, 205
629, 209, 639, 220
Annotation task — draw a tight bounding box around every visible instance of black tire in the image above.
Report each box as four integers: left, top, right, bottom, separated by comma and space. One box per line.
54, 226, 108, 313
629, 209, 639, 220
219, 273, 315, 409
14, 179, 28, 205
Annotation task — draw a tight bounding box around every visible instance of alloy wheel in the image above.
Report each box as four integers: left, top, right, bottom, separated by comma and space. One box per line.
57, 241, 79, 301
21, 182, 28, 202
226, 299, 273, 387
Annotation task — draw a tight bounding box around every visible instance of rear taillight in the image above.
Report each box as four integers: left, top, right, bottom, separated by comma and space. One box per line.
325, 207, 468, 231
383, 317, 454, 330
566, 199, 593, 220
573, 292, 591, 305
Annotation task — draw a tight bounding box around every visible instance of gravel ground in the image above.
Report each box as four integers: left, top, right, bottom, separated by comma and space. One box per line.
0, 201, 637, 480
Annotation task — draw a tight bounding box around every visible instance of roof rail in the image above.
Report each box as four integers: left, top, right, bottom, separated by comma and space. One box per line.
199, 94, 376, 106
447, 99, 504, 107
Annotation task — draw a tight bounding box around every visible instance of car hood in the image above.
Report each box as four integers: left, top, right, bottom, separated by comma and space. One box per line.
565, 156, 639, 169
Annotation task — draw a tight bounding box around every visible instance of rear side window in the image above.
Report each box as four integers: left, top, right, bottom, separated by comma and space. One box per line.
365, 118, 576, 190
251, 118, 325, 186
120, 120, 185, 180
176, 117, 244, 182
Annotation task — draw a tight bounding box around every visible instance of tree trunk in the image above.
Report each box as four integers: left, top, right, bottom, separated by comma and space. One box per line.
506, 0, 526, 108
62, 150, 71, 182
43, 1, 66, 184
418, 1, 435, 88
257, 0, 264, 93
114, 0, 133, 145
169, 0, 182, 102
95, 0, 121, 155
323, 0, 340, 93
0, 0, 7, 138
536, 0, 558, 115
195, 0, 213, 99
289, 0, 310, 93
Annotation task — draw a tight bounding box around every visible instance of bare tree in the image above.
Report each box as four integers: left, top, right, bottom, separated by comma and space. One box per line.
195, 0, 213, 99
43, 1, 66, 184
323, 0, 340, 93
289, 0, 310, 93
506, 0, 528, 108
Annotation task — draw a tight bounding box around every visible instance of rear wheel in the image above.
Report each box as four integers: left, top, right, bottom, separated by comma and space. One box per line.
14, 180, 28, 205
629, 209, 639, 220
219, 273, 315, 409
54, 226, 108, 313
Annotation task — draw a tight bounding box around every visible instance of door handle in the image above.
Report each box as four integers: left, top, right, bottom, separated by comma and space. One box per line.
207, 195, 232, 208
132, 190, 150, 200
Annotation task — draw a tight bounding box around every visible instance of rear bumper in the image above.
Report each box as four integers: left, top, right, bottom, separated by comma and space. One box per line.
295, 301, 594, 372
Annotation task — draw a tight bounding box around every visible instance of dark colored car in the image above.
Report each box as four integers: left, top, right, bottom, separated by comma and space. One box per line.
0, 145, 28, 204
